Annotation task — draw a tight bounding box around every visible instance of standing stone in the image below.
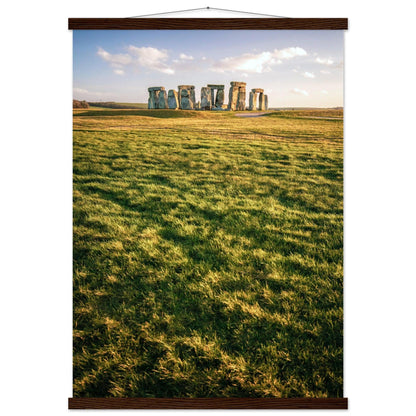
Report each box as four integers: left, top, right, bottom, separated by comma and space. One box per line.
158, 90, 168, 109
190, 88, 196, 108
264, 95, 268, 111
148, 87, 165, 109
250, 89, 264, 111
177, 86, 185, 107
201, 87, 212, 110
228, 82, 246, 111
154, 91, 161, 109
168, 89, 179, 109
206, 85, 225, 109
148, 92, 153, 109
237, 88, 246, 111
148, 90, 157, 109
216, 88, 225, 107
249, 91, 255, 111
178, 85, 195, 110
177, 86, 183, 101
228, 87, 239, 111
180, 89, 193, 110
253, 93, 258, 110
258, 93, 266, 111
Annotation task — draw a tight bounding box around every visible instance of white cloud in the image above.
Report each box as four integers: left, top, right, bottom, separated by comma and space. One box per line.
210, 47, 307, 74
315, 57, 334, 66
73, 87, 89, 95
96, 44, 308, 77
321, 89, 329, 94
274, 47, 307, 60
320, 70, 331, 75
179, 53, 194, 60
73, 87, 111, 100
291, 88, 309, 96
211, 51, 274, 73
128, 46, 174, 74
97, 45, 175, 75
97, 47, 132, 68
303, 71, 315, 79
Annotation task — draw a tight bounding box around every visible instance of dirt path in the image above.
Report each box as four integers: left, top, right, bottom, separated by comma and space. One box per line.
235, 112, 267, 118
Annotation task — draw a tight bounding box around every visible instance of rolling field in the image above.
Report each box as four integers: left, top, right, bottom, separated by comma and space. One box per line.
73, 108, 343, 398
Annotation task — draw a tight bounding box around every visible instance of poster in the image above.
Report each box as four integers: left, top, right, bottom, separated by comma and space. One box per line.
71, 22, 346, 407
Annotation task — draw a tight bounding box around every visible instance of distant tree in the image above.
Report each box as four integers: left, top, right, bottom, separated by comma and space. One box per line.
73, 99, 89, 109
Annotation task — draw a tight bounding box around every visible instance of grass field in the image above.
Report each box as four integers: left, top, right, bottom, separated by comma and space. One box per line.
73, 108, 343, 398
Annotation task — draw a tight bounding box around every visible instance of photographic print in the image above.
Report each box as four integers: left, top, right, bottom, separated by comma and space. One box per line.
72, 26, 344, 402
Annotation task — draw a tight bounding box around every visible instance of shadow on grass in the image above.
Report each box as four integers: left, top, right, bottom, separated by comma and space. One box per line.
74, 109, 219, 119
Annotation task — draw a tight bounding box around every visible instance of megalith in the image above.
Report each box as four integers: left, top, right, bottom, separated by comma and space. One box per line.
258, 92, 266, 111
228, 82, 246, 111
178, 85, 195, 110
249, 89, 264, 111
207, 84, 225, 109
148, 90, 157, 109
237, 89, 246, 111
190, 88, 196, 107
148, 83, 267, 112
180, 88, 193, 110
249, 91, 255, 111
158, 90, 168, 109
148, 87, 165, 109
216, 88, 225, 108
228, 85, 239, 111
201, 87, 212, 110
168, 89, 179, 109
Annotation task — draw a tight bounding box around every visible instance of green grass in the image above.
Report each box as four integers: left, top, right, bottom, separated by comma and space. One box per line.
73, 108, 343, 398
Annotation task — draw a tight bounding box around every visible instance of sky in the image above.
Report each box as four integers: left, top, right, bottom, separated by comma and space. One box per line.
73, 30, 344, 108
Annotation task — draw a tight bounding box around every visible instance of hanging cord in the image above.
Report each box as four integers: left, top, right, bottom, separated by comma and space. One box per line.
129, 6, 288, 19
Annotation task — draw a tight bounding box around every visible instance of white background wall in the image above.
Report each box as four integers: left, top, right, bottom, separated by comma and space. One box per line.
1, 1, 415, 415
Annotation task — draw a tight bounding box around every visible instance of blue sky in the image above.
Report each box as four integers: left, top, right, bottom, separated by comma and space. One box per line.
73, 30, 344, 107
